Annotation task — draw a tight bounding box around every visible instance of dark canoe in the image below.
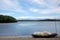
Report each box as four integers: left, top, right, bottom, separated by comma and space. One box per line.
32, 33, 57, 38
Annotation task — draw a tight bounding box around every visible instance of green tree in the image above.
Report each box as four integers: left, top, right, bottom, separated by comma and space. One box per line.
0, 15, 17, 23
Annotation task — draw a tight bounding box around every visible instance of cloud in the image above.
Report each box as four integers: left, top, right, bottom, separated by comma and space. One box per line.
0, 0, 60, 19
45, 0, 60, 7
31, 0, 45, 5
0, 13, 14, 15
25, 0, 46, 5
26, 0, 60, 14
29, 8, 60, 14
29, 8, 39, 13
16, 16, 60, 19
25, 0, 48, 9
0, 0, 27, 13
0, 0, 20, 9
26, 0, 60, 8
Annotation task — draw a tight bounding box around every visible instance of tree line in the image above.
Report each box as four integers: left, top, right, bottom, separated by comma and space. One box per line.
0, 15, 17, 23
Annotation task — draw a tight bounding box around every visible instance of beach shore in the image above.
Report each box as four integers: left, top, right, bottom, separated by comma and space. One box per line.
0, 36, 60, 40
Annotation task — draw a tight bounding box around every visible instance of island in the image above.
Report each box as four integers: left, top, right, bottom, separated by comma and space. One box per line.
0, 15, 17, 23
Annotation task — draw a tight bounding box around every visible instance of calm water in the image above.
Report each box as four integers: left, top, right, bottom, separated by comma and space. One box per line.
0, 21, 60, 36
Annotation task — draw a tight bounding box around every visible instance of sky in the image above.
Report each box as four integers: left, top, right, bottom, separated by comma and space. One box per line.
0, 0, 60, 20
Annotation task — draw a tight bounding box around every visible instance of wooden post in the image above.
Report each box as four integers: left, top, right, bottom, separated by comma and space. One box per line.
54, 17, 57, 33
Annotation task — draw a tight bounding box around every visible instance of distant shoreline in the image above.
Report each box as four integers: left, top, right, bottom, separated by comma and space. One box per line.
17, 19, 60, 21
18, 21, 60, 22
18, 20, 60, 21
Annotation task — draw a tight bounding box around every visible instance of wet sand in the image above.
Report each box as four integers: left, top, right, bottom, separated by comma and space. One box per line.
0, 36, 60, 40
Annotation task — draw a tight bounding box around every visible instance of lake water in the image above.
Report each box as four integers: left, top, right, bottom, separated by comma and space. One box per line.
0, 21, 60, 36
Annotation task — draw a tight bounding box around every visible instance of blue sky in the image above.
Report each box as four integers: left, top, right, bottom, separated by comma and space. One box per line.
0, 0, 60, 20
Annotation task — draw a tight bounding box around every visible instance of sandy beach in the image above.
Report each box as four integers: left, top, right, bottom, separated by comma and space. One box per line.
0, 36, 60, 40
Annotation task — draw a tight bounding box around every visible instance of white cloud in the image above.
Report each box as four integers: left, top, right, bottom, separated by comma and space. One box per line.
39, 8, 60, 14
25, 0, 46, 5
0, 0, 27, 13
52, 8, 60, 13
46, 0, 60, 7
0, 0, 20, 9
0, 13, 14, 15
32, 0, 45, 5
0, 0, 60, 19
29, 7, 60, 14
16, 16, 60, 19
26, 0, 60, 14
29, 8, 39, 12
26, 0, 60, 8
29, 8, 50, 14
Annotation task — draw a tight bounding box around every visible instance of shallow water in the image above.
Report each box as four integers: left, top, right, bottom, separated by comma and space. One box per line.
0, 21, 60, 36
